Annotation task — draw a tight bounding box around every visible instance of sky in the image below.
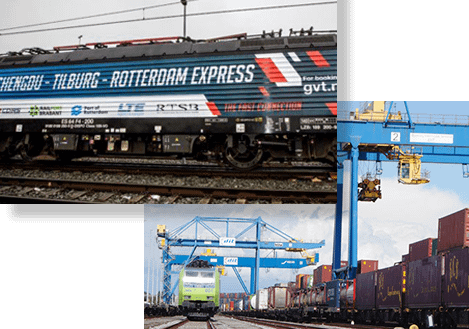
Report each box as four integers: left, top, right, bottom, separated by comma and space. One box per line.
0, 0, 337, 55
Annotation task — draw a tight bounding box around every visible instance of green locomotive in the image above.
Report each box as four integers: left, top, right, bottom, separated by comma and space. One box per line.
178, 260, 220, 320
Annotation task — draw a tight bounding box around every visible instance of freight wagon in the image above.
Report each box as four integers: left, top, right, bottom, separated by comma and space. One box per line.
225, 254, 468, 328
0, 31, 337, 169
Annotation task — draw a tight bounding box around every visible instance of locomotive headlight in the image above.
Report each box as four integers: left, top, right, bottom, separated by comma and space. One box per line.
207, 296, 213, 300
184, 295, 191, 300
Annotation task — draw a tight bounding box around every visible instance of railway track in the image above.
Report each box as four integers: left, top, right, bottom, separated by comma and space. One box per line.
143, 315, 390, 329
0, 158, 336, 204
0, 157, 336, 181
224, 316, 401, 329
0, 174, 336, 204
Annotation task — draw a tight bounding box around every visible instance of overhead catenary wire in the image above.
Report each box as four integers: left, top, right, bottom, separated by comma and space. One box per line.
0, 1, 337, 37
0, 0, 199, 32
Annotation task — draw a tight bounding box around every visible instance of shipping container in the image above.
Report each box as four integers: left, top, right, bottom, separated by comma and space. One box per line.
313, 265, 332, 285
229, 300, 234, 311
443, 248, 469, 307
268, 286, 288, 309
432, 238, 438, 256
300, 274, 311, 289
296, 274, 305, 290
409, 237, 433, 262
325, 280, 341, 311
406, 255, 442, 308
251, 289, 268, 310
357, 259, 378, 274
438, 208, 469, 252
355, 271, 376, 310
376, 264, 406, 309
402, 254, 410, 263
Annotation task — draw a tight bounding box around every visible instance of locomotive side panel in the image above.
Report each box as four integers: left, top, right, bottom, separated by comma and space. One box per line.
0, 49, 337, 134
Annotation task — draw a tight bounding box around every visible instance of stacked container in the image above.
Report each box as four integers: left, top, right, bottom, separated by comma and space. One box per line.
313, 265, 332, 285
409, 237, 433, 262
357, 260, 378, 274
438, 208, 469, 253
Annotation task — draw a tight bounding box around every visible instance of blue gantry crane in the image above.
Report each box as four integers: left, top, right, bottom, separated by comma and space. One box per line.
156, 216, 325, 304
335, 101, 469, 279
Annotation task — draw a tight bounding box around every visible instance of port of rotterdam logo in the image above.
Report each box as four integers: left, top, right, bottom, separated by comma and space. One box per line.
72, 105, 82, 116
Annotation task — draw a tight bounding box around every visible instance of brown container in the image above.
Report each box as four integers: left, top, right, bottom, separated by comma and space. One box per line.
402, 254, 410, 263
355, 271, 376, 310
409, 237, 433, 262
438, 208, 469, 252
407, 255, 442, 308
357, 260, 378, 274
313, 265, 332, 285
376, 264, 406, 309
443, 248, 469, 307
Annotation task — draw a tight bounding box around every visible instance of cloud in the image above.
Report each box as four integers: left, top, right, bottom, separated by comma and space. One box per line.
356, 177, 468, 267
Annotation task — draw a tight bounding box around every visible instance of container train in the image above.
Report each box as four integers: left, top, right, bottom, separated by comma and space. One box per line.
224, 208, 469, 329
178, 259, 220, 320
0, 30, 337, 169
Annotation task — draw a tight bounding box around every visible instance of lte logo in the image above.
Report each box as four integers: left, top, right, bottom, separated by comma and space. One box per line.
118, 102, 145, 114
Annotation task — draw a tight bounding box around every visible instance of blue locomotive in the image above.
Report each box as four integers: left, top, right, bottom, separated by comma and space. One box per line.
0, 31, 336, 169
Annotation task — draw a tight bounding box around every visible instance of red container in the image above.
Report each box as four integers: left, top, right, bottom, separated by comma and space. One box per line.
313, 265, 332, 285
443, 247, 469, 307
357, 260, 378, 274
438, 208, 469, 252
229, 300, 234, 311
409, 237, 433, 262
376, 264, 406, 309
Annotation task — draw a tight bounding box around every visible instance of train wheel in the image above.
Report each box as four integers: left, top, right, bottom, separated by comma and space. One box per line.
224, 135, 263, 170
18, 135, 45, 161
